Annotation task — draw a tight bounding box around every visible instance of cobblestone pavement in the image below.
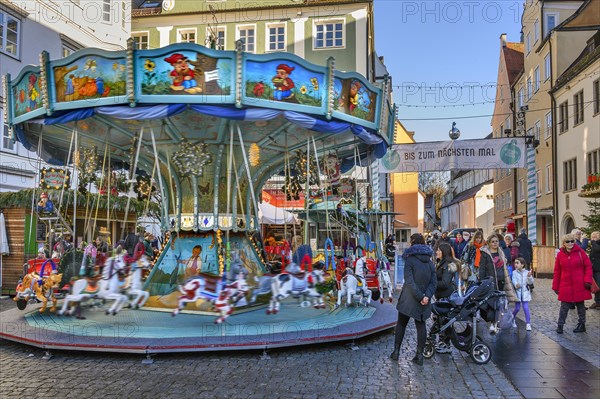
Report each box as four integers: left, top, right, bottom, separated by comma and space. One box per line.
0, 298, 523, 398
1, 278, 598, 399
512, 278, 600, 368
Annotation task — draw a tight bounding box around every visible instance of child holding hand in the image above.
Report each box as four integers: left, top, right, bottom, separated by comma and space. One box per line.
511, 257, 534, 331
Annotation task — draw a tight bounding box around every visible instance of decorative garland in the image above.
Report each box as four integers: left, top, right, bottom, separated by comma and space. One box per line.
171, 142, 213, 177
217, 229, 224, 275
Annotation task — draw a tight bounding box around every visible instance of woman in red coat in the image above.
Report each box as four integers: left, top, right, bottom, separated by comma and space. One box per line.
552, 233, 593, 333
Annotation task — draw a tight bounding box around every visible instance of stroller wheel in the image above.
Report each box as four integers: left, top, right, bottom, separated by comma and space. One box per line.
423, 341, 435, 359
470, 340, 492, 365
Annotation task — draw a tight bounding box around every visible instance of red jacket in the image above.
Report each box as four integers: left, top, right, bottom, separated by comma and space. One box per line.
552, 244, 593, 303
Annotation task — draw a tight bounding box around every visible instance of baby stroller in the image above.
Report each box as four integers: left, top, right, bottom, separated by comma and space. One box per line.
423, 277, 506, 365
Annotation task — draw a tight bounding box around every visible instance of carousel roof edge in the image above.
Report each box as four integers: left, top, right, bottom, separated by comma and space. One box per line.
4, 43, 391, 137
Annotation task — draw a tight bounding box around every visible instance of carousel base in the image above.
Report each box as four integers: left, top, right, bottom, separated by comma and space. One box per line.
0, 300, 397, 354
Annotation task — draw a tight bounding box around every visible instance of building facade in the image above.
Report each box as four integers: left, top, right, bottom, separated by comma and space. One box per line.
1, 0, 130, 192
553, 29, 600, 234
132, 0, 377, 77
491, 34, 524, 233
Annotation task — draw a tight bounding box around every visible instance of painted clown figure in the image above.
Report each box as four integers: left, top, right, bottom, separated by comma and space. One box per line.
164, 53, 202, 94
348, 80, 361, 113
272, 64, 295, 101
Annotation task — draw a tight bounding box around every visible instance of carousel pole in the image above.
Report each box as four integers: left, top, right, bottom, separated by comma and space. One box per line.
73, 129, 78, 247
225, 123, 234, 275
236, 123, 259, 232
304, 137, 310, 245
150, 128, 167, 230
123, 126, 144, 240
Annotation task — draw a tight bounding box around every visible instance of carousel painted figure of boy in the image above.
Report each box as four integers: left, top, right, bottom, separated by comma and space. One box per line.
164, 53, 202, 94
272, 64, 295, 101
37, 192, 54, 214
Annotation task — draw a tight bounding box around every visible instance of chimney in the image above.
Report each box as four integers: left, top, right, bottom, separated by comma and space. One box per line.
500, 33, 507, 48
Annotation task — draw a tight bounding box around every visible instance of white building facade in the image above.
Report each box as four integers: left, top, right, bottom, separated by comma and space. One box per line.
1, 0, 130, 192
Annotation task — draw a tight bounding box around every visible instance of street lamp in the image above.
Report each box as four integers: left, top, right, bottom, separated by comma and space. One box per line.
449, 122, 460, 140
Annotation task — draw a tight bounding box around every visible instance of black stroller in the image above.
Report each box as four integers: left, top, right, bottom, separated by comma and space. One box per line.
423, 277, 506, 364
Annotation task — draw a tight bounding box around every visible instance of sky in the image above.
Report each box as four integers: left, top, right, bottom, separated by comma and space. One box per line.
374, 0, 524, 141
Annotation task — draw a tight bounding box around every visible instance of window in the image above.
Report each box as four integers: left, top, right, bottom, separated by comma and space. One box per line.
588, 149, 600, 175
266, 23, 285, 52
594, 79, 600, 115
177, 28, 196, 43
0, 11, 20, 57
545, 111, 552, 139
206, 27, 225, 50
518, 178, 525, 202
544, 53, 551, 81
495, 195, 500, 212
121, 0, 127, 29
314, 20, 344, 49
534, 19, 539, 43
499, 123, 504, 139
536, 169, 542, 196
527, 77, 532, 100
534, 66, 540, 92
237, 26, 255, 53
518, 88, 524, 109
103, 0, 111, 23
534, 120, 541, 142
574, 90, 584, 125
526, 33, 531, 54
62, 44, 75, 58
507, 190, 512, 208
563, 158, 577, 191
546, 164, 553, 193
132, 32, 149, 49
559, 101, 569, 133
2, 115, 14, 151
545, 13, 558, 37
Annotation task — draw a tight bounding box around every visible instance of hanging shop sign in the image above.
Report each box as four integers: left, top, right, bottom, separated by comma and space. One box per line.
379, 137, 527, 173
39, 167, 71, 190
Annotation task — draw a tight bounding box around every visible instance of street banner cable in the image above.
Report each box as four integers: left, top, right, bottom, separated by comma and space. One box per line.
378, 137, 527, 173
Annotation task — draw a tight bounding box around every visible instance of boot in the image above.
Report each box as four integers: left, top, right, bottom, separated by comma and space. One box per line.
411, 351, 424, 366
573, 323, 586, 333
390, 344, 400, 360
556, 325, 563, 334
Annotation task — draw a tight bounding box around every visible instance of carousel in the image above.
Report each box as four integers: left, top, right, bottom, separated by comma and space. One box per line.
1, 40, 397, 353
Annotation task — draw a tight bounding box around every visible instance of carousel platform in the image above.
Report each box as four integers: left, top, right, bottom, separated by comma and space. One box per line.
0, 300, 396, 354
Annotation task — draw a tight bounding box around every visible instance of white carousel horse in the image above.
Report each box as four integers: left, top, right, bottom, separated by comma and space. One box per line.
172, 276, 207, 316
267, 265, 326, 314
58, 252, 129, 316
336, 268, 372, 308
213, 289, 233, 324
126, 255, 151, 309
378, 265, 394, 303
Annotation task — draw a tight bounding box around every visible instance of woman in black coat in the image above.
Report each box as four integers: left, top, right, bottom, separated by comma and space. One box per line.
435, 243, 459, 300
390, 233, 437, 365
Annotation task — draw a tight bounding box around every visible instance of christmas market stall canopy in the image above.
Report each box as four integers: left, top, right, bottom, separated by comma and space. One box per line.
3, 42, 394, 234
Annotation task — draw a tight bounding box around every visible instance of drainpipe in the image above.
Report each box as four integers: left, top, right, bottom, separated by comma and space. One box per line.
549, 36, 559, 246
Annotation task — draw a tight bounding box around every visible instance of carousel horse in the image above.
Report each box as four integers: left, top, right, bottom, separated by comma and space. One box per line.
213, 289, 234, 324
14, 271, 63, 312
125, 255, 151, 309
172, 276, 208, 316
377, 262, 394, 303
336, 268, 372, 308
267, 262, 326, 314
58, 251, 129, 316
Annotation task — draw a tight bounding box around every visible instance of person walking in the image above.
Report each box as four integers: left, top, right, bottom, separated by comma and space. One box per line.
451, 232, 464, 259
571, 228, 589, 251
433, 231, 452, 252
589, 231, 600, 309
517, 229, 533, 268
463, 231, 492, 283
511, 257, 534, 331
434, 242, 459, 354
552, 233, 594, 333
390, 233, 437, 365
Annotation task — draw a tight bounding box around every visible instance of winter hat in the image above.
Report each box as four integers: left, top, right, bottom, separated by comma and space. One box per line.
504, 233, 514, 241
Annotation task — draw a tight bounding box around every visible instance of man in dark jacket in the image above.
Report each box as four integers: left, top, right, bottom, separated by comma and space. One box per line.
390, 234, 436, 365
434, 231, 452, 252
590, 231, 600, 309
517, 229, 533, 267
123, 226, 139, 258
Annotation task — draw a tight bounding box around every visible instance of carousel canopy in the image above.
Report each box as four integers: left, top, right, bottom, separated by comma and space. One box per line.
3, 42, 394, 232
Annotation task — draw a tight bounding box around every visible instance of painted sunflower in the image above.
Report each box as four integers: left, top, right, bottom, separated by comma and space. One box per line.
144, 59, 156, 72
300, 85, 307, 94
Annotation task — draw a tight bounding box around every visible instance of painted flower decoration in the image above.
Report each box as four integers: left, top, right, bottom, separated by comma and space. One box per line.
300, 85, 307, 94
112, 62, 118, 70
310, 77, 319, 90
171, 142, 213, 177
144, 59, 156, 72
119, 64, 126, 72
